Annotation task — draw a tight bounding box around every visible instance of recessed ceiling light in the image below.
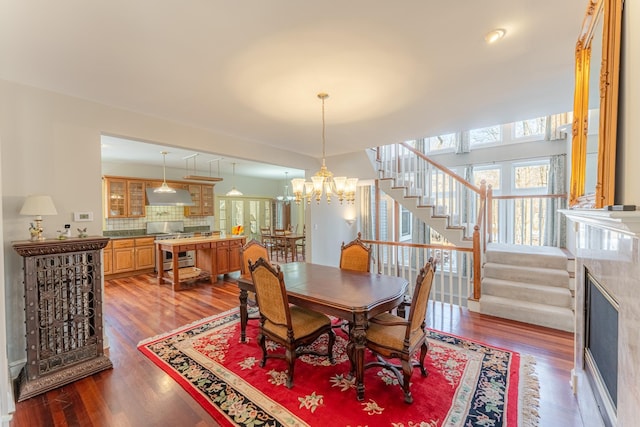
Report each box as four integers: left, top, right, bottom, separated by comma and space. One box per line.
485, 28, 506, 44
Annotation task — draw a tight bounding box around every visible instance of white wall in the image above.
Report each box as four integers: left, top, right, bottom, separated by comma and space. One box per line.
0, 80, 320, 373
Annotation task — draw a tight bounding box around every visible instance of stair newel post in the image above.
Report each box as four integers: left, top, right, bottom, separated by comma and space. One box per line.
486, 183, 493, 246
472, 224, 481, 301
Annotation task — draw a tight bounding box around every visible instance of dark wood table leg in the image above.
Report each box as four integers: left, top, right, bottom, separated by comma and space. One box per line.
239, 289, 249, 343
350, 313, 367, 401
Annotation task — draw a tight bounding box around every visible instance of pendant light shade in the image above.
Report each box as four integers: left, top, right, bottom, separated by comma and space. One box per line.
226, 162, 243, 196
154, 151, 176, 193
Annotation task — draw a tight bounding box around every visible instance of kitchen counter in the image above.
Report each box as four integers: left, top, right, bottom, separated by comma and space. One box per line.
156, 235, 246, 290
153, 235, 243, 246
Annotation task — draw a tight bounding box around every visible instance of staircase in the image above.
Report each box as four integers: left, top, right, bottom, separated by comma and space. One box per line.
378, 178, 473, 248
480, 243, 574, 332
372, 143, 575, 332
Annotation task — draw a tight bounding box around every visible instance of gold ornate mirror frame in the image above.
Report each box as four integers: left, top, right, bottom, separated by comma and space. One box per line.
570, 0, 623, 208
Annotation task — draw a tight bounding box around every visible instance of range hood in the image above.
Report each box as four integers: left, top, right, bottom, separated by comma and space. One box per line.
145, 188, 195, 206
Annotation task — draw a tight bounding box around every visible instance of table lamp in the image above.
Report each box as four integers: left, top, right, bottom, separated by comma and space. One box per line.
20, 195, 58, 241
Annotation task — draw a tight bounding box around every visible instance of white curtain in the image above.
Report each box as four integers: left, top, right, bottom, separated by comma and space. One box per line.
358, 185, 373, 240
456, 132, 471, 154
544, 154, 567, 246
545, 113, 570, 141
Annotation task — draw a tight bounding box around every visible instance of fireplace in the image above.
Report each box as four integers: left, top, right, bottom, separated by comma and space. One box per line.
560, 208, 640, 427
584, 271, 618, 427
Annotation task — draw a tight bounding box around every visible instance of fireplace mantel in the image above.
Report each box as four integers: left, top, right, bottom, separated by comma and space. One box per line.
559, 208, 640, 237
560, 208, 640, 427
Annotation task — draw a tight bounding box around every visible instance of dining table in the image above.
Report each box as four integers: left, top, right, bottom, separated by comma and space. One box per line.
267, 232, 305, 262
236, 262, 408, 401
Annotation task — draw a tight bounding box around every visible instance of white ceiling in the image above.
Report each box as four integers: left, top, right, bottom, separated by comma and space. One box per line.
1, 1, 586, 177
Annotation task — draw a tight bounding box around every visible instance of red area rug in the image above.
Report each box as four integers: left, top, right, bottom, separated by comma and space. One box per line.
138, 308, 539, 426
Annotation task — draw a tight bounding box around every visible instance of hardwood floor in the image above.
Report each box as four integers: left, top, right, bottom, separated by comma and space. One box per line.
10, 273, 583, 426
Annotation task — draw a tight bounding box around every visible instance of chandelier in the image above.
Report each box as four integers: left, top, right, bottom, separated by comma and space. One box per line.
291, 93, 358, 205
276, 172, 296, 202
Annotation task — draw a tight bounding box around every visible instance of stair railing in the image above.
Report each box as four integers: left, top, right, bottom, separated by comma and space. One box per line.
377, 141, 485, 239
376, 141, 489, 301
487, 188, 568, 246
362, 238, 474, 307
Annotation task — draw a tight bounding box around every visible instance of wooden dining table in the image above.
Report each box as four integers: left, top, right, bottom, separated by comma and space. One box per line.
267, 232, 305, 262
236, 262, 408, 401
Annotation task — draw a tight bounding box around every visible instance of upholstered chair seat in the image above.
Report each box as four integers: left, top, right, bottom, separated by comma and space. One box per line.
249, 257, 335, 389
364, 259, 436, 404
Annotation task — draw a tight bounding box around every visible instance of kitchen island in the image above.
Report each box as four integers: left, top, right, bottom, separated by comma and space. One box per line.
155, 235, 246, 290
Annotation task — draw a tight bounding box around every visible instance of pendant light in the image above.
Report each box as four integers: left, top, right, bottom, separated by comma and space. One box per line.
276, 172, 295, 202
291, 93, 358, 205
154, 151, 176, 193
226, 162, 243, 196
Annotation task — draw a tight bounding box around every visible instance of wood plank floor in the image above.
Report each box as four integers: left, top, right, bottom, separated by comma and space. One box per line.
10, 273, 584, 426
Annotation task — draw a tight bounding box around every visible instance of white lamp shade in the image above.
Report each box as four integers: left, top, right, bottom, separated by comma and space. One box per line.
20, 195, 58, 216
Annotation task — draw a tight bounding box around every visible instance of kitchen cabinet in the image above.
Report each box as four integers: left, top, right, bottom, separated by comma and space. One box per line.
104, 176, 146, 218
185, 184, 202, 216
128, 180, 146, 216
134, 237, 156, 270
184, 184, 215, 217
105, 237, 156, 278
201, 184, 215, 216
103, 240, 113, 275
112, 239, 135, 274
215, 241, 230, 274
215, 238, 243, 275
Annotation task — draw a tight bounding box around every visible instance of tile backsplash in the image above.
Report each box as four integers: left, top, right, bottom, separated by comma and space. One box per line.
104, 206, 213, 231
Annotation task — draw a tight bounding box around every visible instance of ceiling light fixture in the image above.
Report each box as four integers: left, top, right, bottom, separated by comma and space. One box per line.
291, 93, 358, 205
226, 162, 243, 196
154, 151, 176, 193
276, 172, 296, 202
182, 153, 224, 182
485, 28, 506, 44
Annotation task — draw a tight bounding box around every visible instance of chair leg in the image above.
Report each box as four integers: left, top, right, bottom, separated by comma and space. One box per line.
285, 348, 295, 388
258, 333, 268, 367
401, 359, 414, 404
326, 329, 336, 364
418, 342, 429, 377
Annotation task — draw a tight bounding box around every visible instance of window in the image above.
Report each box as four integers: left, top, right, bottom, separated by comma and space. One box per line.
400, 207, 411, 237
513, 161, 549, 192
473, 166, 501, 192
513, 117, 546, 141
469, 125, 501, 146
426, 133, 457, 152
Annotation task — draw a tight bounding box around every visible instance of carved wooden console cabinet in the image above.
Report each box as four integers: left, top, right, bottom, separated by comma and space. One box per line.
12, 237, 112, 401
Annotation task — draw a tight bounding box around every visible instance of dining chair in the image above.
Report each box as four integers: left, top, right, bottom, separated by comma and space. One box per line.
295, 224, 306, 261
239, 239, 272, 321
240, 239, 271, 275
248, 257, 335, 388
259, 227, 275, 256
336, 232, 372, 330
339, 232, 371, 272
363, 259, 436, 404
273, 228, 287, 261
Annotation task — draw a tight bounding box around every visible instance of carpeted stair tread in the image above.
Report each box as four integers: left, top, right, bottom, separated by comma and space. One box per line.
480, 295, 574, 332
482, 277, 572, 307
485, 243, 568, 270
483, 262, 569, 287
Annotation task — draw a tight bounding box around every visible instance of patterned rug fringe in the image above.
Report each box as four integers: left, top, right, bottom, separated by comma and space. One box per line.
519, 354, 540, 427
